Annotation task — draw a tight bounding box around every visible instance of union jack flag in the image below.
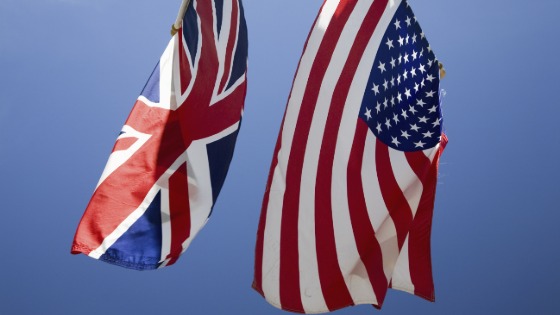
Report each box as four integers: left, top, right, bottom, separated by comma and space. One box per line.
71, 0, 248, 270
254, 0, 446, 312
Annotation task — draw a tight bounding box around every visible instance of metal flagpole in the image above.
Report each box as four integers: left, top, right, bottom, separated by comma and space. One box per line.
171, 0, 192, 36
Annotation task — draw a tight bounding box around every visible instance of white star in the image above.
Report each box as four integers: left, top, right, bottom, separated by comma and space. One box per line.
419, 48, 424, 58
427, 59, 433, 67
386, 38, 394, 49
403, 53, 410, 63
403, 69, 408, 80
405, 16, 412, 26
397, 92, 403, 103
390, 57, 396, 68
421, 78, 426, 88
393, 113, 400, 124
409, 105, 418, 115
398, 54, 403, 64
421, 32, 426, 39
383, 98, 388, 108
422, 130, 434, 138
394, 19, 401, 29
410, 124, 420, 132
410, 67, 417, 77
414, 140, 426, 148
383, 79, 389, 91
364, 108, 372, 120
378, 61, 386, 73
426, 90, 436, 97
418, 63, 426, 74
391, 96, 395, 106
404, 88, 412, 99
419, 116, 429, 123
401, 130, 411, 139
376, 123, 383, 133
376, 102, 382, 113
426, 74, 436, 82
401, 109, 409, 119
397, 75, 402, 85
428, 105, 438, 113
427, 45, 432, 52
414, 82, 420, 92
412, 33, 418, 43
385, 118, 392, 129
372, 83, 380, 95
390, 76, 395, 87
392, 136, 401, 147
405, 34, 410, 45
417, 99, 427, 107
432, 118, 441, 128
398, 36, 405, 46
411, 50, 418, 60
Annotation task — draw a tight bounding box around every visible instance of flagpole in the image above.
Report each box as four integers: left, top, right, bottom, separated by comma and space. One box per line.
171, 0, 191, 36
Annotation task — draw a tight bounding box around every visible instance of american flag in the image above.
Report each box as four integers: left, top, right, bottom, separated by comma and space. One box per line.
71, 0, 248, 270
253, 0, 447, 312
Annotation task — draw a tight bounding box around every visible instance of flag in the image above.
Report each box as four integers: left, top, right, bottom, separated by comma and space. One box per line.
71, 0, 248, 270
253, 0, 447, 312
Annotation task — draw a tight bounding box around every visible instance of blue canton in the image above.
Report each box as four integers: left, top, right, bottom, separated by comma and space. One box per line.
360, 0, 442, 151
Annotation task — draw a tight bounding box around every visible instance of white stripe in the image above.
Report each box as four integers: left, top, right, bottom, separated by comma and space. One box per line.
389, 148, 423, 217
159, 37, 175, 110
159, 182, 172, 263
261, 0, 339, 307
391, 236, 414, 293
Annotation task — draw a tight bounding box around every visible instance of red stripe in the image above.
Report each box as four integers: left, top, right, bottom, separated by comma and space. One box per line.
375, 140, 412, 249
405, 149, 431, 180
166, 162, 191, 266
405, 146, 445, 301
278, 2, 358, 311
314, 0, 389, 309
347, 120, 389, 306
218, 0, 238, 94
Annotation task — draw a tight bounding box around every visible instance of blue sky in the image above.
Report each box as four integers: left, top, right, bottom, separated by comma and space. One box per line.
1, 0, 559, 314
